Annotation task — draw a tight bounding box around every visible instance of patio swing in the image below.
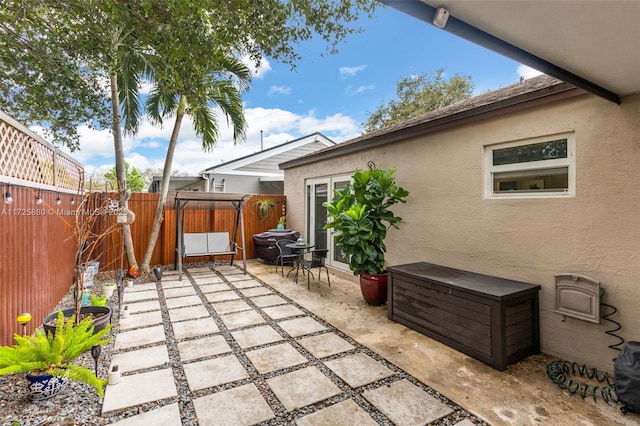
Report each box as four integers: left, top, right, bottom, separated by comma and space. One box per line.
174, 192, 250, 280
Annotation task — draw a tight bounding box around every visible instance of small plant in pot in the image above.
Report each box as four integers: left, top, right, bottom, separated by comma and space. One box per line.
323, 166, 409, 305
0, 311, 111, 400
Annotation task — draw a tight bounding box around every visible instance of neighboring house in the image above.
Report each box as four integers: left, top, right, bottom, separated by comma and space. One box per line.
280, 74, 640, 373
148, 132, 335, 194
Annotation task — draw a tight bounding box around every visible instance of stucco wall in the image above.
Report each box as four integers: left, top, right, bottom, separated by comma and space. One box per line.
284, 93, 640, 372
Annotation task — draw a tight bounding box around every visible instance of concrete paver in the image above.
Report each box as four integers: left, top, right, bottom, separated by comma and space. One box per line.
278, 316, 326, 337
119, 310, 163, 330
114, 325, 166, 351
110, 345, 170, 373
163, 286, 197, 298
172, 317, 219, 340
219, 309, 265, 330
177, 334, 231, 361
167, 304, 210, 322
205, 290, 240, 302
109, 403, 182, 426
239, 286, 273, 297
295, 399, 379, 426
192, 383, 275, 426
262, 304, 305, 320
251, 294, 288, 307
161, 279, 193, 288
102, 368, 177, 414
192, 276, 225, 285
266, 366, 341, 411
126, 282, 157, 292
164, 295, 202, 309
231, 324, 284, 349
125, 300, 161, 314
230, 279, 263, 289
197, 282, 230, 293
122, 289, 158, 303
324, 352, 394, 387
245, 342, 308, 374
183, 355, 249, 391
210, 299, 252, 314
297, 332, 355, 358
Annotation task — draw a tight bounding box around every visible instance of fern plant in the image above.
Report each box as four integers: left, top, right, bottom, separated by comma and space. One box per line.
0, 311, 111, 396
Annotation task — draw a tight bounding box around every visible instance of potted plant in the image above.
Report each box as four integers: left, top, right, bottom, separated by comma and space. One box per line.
0, 311, 111, 400
90, 294, 107, 307
254, 198, 275, 221
101, 281, 115, 298
276, 215, 287, 231
323, 167, 409, 305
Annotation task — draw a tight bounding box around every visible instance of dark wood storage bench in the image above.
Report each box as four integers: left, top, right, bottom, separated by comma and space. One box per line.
388, 262, 541, 370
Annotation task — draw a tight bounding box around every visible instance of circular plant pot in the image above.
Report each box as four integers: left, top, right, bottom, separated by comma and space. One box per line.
359, 273, 389, 305
42, 306, 112, 337
102, 284, 115, 298
26, 372, 68, 400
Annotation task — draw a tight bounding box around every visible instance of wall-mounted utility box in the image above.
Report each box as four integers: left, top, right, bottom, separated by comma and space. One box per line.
554, 274, 601, 323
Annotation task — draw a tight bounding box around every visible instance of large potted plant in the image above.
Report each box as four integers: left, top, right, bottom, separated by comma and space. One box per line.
324, 167, 409, 305
0, 311, 111, 400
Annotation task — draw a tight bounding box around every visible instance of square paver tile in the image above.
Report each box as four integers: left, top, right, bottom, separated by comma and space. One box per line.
110, 345, 170, 373
187, 267, 214, 273
295, 399, 378, 426
165, 295, 202, 309
177, 335, 231, 361
262, 304, 305, 320
211, 299, 252, 314
167, 305, 210, 322
119, 310, 163, 330
245, 342, 308, 374
231, 279, 263, 289
123, 289, 158, 303
216, 265, 242, 273
297, 333, 355, 359
220, 310, 266, 330
251, 294, 288, 308
240, 286, 273, 297
205, 290, 240, 303
109, 403, 181, 426
172, 317, 219, 340
161, 279, 193, 289
114, 325, 166, 350
231, 325, 283, 349
192, 383, 274, 426
193, 276, 225, 285
163, 286, 197, 298
363, 379, 453, 425
125, 300, 161, 314
224, 274, 252, 282
324, 353, 394, 387
266, 366, 341, 411
102, 368, 177, 414
198, 283, 231, 293
278, 317, 326, 338
126, 282, 157, 292
183, 355, 249, 391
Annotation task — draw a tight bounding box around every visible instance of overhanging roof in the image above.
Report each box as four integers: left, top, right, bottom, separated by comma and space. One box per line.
174, 192, 249, 203
380, 0, 640, 104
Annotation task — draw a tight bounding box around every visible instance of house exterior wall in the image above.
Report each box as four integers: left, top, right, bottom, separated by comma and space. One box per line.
207, 174, 282, 194
284, 92, 640, 372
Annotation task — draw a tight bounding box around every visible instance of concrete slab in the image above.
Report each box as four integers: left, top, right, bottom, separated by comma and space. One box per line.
295, 399, 378, 426
172, 317, 219, 340
187, 267, 213, 273
230, 279, 262, 289
205, 290, 240, 303
123, 289, 158, 303
278, 317, 326, 338
324, 353, 394, 388
110, 345, 170, 373
245, 342, 308, 374
251, 294, 288, 307
220, 310, 265, 330
167, 304, 210, 323
266, 366, 341, 411
124, 300, 161, 314
210, 299, 252, 314
453, 420, 477, 426
126, 282, 157, 292
197, 283, 231, 293
216, 265, 242, 273
261, 304, 305, 320
183, 355, 249, 391
108, 403, 181, 426
362, 379, 453, 425
177, 335, 231, 361
164, 295, 202, 309
163, 286, 197, 298
297, 333, 355, 359
224, 274, 252, 282
102, 368, 177, 414
119, 310, 163, 330
161, 279, 192, 288
114, 325, 166, 351
231, 325, 283, 349
192, 383, 275, 426
239, 286, 273, 297
193, 276, 225, 285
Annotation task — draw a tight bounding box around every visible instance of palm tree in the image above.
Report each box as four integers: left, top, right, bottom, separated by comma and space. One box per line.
138, 55, 251, 271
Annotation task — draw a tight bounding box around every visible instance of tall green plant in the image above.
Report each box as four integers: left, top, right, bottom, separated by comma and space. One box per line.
323, 167, 409, 276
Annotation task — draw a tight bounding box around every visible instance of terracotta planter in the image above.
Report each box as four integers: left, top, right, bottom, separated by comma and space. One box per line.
359, 273, 388, 305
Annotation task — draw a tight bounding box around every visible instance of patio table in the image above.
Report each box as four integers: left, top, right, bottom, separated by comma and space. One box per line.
285, 242, 315, 283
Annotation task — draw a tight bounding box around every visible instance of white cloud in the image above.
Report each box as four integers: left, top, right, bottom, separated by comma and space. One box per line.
268, 86, 292, 96
517, 64, 544, 79
241, 54, 272, 79
339, 65, 367, 77
139, 80, 154, 94
345, 84, 375, 95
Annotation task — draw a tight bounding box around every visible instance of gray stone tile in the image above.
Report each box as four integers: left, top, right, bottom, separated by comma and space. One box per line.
224, 273, 252, 281
108, 403, 181, 426
167, 305, 210, 323
172, 317, 219, 340
245, 342, 308, 374
220, 310, 266, 330
324, 353, 394, 387
251, 294, 288, 307
165, 295, 202, 309
161, 279, 193, 289
266, 366, 341, 411
231, 279, 263, 289
198, 283, 231, 293
278, 317, 326, 338
102, 368, 177, 414
262, 304, 305, 320
123, 289, 158, 303
177, 335, 231, 361
110, 345, 169, 373
205, 290, 240, 303
363, 379, 453, 425
239, 286, 273, 297
298, 333, 355, 358
183, 355, 249, 391
295, 399, 378, 426
119, 310, 163, 330
125, 300, 161, 314
193, 276, 225, 285
211, 299, 252, 314
192, 384, 275, 426
114, 325, 166, 350
231, 325, 283, 349
163, 286, 197, 298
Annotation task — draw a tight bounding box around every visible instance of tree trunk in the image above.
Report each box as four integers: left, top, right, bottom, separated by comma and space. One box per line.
140, 96, 186, 272
109, 74, 138, 270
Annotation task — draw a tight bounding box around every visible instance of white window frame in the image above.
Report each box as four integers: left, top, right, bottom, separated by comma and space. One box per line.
484, 133, 575, 199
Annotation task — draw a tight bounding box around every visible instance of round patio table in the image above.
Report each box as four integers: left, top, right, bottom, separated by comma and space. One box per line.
285, 242, 315, 283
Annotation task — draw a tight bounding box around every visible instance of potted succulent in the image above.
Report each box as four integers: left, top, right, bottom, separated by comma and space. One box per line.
324, 167, 409, 305
101, 281, 116, 298
276, 215, 287, 231
90, 294, 107, 307
0, 311, 111, 400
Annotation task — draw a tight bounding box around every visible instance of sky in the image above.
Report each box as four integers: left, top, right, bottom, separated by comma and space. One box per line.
60, 5, 542, 181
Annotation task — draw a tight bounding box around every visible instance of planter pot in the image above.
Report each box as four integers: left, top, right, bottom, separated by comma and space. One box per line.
42, 306, 113, 337
359, 273, 388, 305
26, 372, 68, 400
102, 284, 115, 298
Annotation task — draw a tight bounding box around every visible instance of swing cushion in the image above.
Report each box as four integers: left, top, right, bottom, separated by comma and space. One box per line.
183, 232, 237, 257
